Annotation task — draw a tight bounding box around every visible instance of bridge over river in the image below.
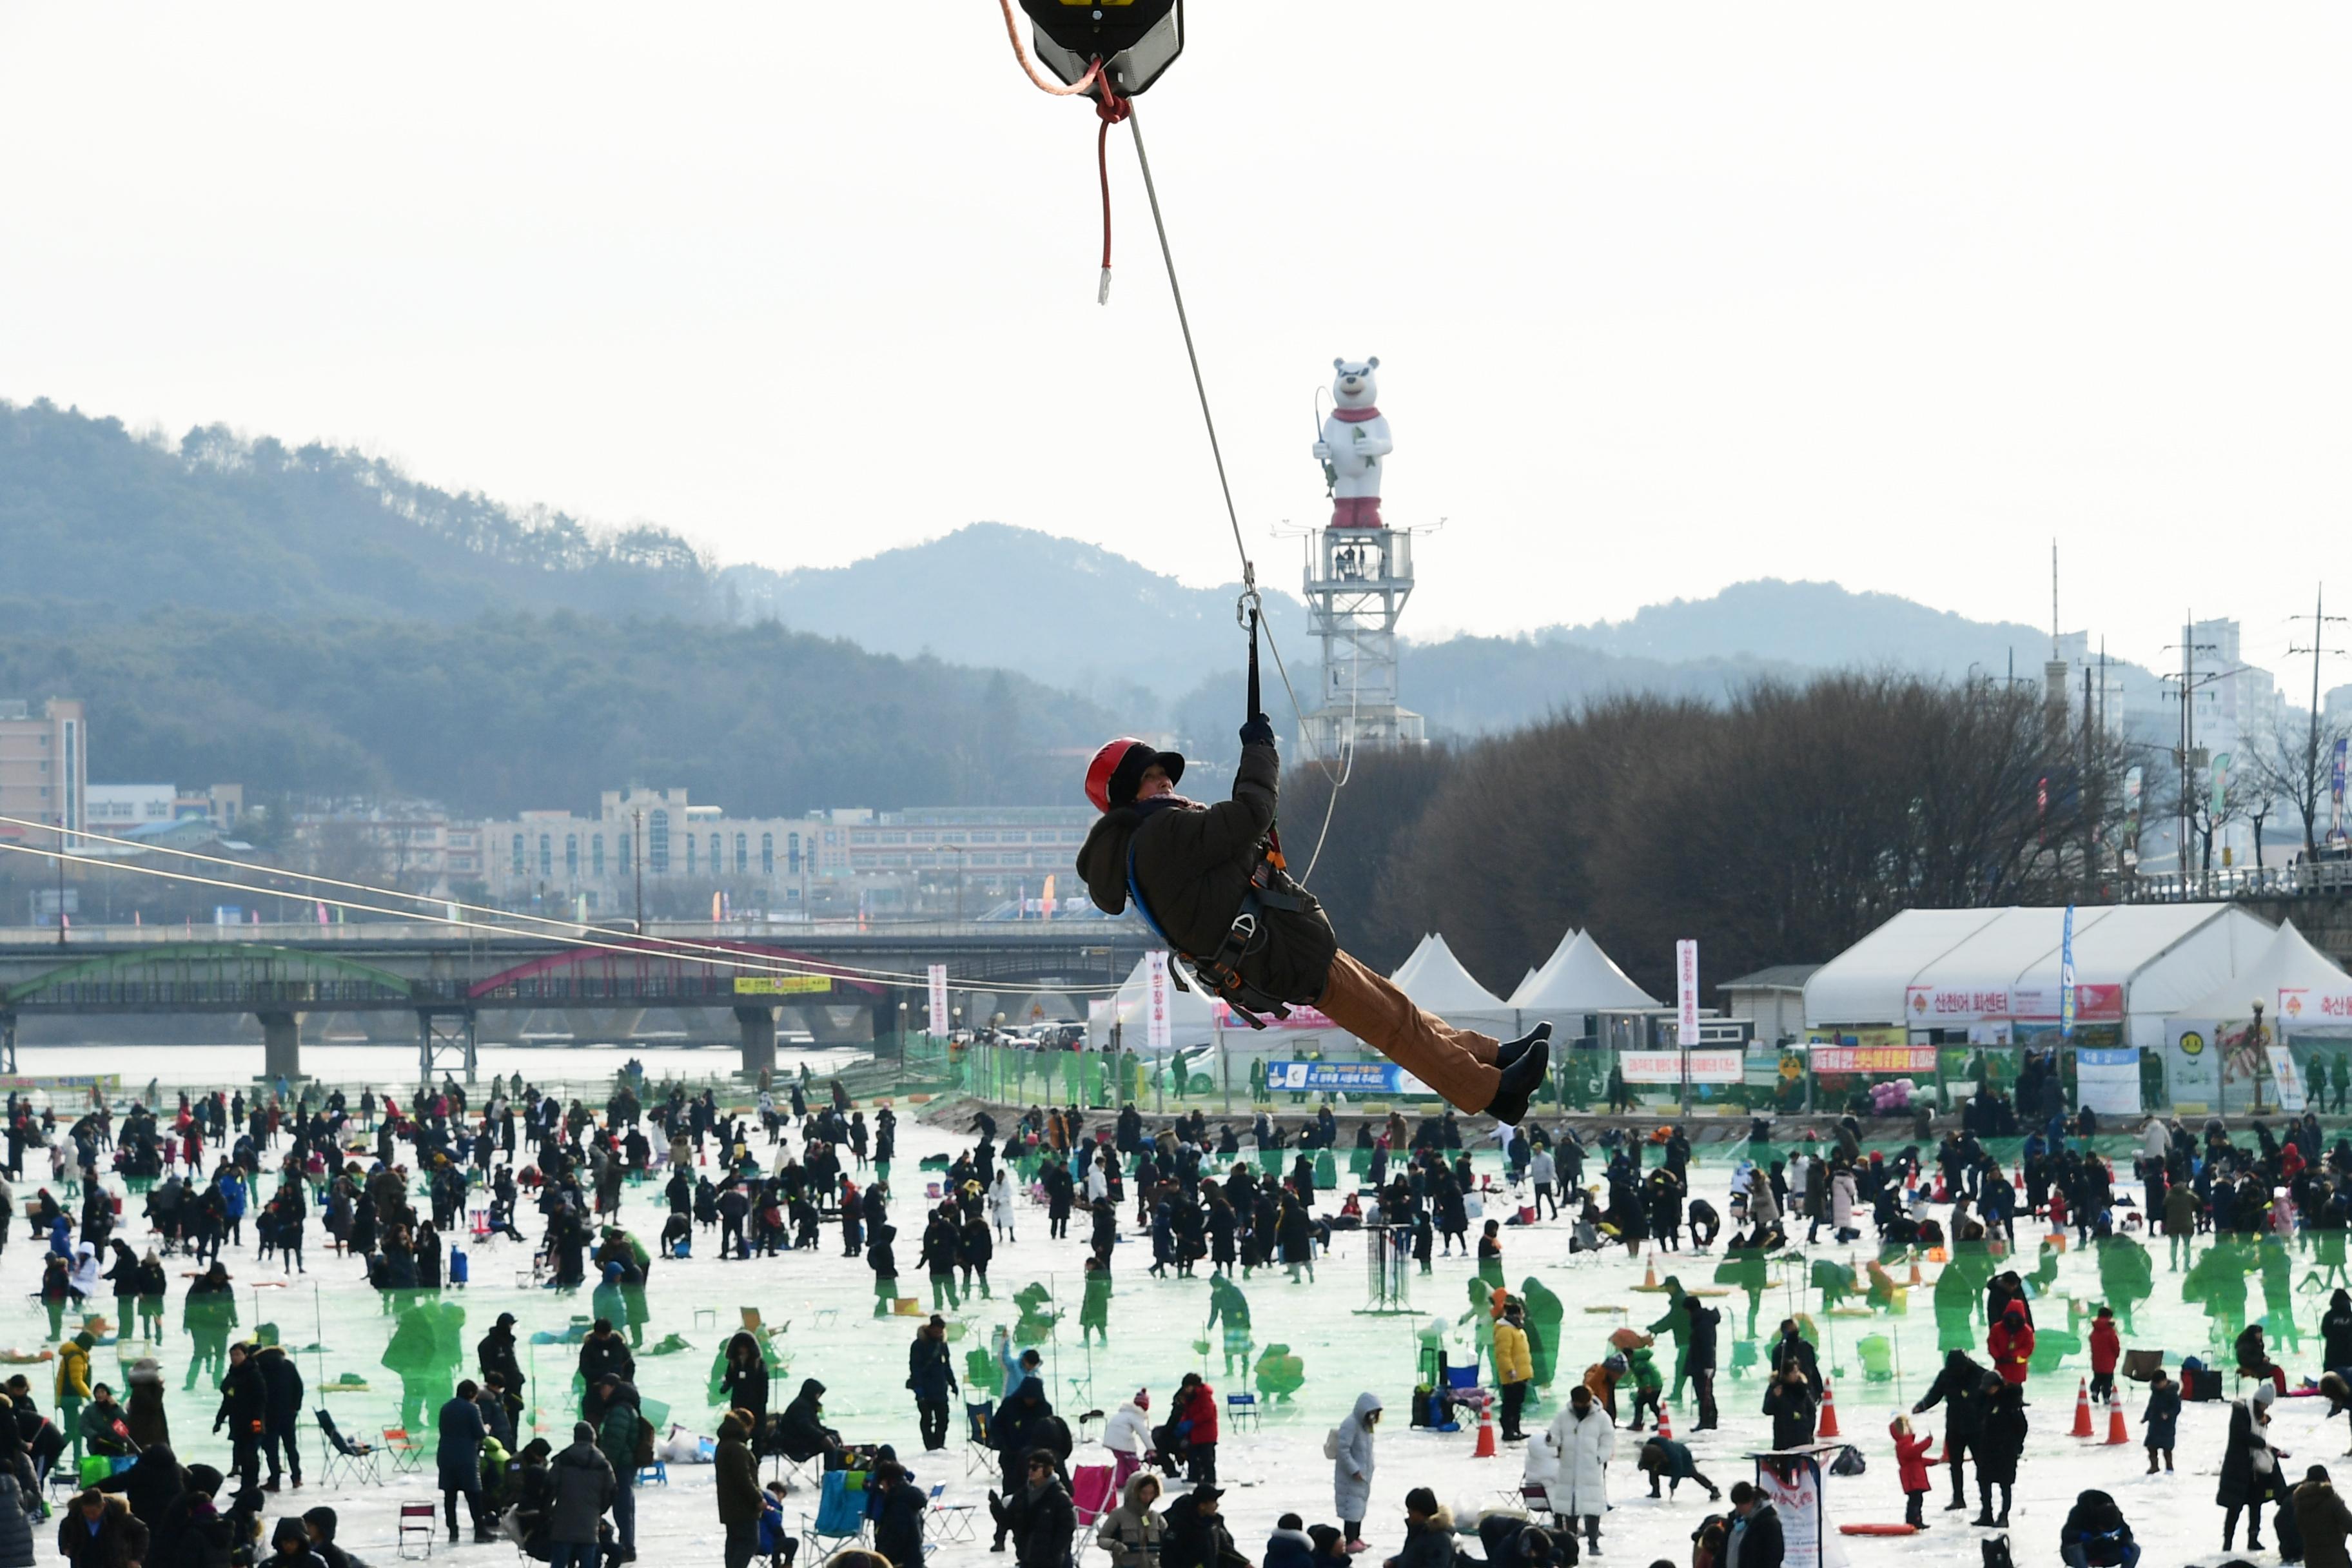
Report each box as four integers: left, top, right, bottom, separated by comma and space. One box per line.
0, 920, 1148, 1081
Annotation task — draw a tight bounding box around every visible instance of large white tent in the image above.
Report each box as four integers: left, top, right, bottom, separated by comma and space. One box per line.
1508, 928, 1661, 1013
2175, 918, 2352, 1032
1803, 903, 2275, 1048
1392, 934, 1510, 1014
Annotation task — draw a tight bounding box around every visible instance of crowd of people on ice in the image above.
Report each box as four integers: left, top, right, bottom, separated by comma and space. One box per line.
4, 1059, 2352, 1568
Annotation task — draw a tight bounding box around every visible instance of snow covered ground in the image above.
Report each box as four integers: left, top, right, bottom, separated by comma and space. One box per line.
14, 1090, 2325, 1568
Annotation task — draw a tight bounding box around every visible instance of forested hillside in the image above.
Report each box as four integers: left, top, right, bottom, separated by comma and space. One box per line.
0, 609, 1109, 816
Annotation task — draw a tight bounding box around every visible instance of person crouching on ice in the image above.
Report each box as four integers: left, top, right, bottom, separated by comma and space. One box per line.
1076, 719, 1552, 1123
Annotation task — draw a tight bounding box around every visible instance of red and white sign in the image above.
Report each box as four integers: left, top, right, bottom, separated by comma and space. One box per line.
926, 963, 950, 1037
1905, 983, 2120, 1023
2278, 988, 2352, 1025
1676, 939, 1700, 1046
1906, 985, 2012, 1021
2009, 983, 2121, 1022
1619, 1050, 1745, 1084
1145, 952, 1173, 1054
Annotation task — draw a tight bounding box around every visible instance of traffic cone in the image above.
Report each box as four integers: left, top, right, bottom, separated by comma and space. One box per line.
1642, 1254, 1659, 1289
2070, 1378, 2093, 1438
1656, 1403, 1674, 1443
1816, 1382, 1841, 1439
1906, 1255, 1924, 1287
1473, 1401, 1497, 1458
2104, 1400, 2130, 1446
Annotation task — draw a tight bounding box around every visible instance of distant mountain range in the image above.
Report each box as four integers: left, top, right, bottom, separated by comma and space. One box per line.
0, 397, 2173, 808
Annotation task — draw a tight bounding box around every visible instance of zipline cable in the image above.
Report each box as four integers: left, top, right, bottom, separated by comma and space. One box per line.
0, 812, 1102, 986
1124, 102, 1349, 880
0, 836, 1121, 999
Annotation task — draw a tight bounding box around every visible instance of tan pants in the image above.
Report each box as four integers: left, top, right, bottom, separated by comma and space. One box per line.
1315, 949, 1500, 1114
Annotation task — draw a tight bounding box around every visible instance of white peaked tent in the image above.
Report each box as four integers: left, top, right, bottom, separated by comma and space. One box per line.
2176, 918, 2352, 1031
1393, 934, 1510, 1014
1509, 928, 1662, 1012
1389, 935, 1440, 994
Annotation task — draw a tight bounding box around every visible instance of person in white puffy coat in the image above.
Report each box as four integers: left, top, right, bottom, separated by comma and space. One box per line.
1103, 1392, 1153, 1490
1544, 1385, 1615, 1554
1331, 1391, 1382, 1543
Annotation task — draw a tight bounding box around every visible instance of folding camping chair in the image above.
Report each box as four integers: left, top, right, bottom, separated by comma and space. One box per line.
381, 1427, 426, 1475
1070, 1464, 1116, 1558
926, 1483, 977, 1544
799, 1469, 870, 1560
1224, 1392, 1259, 1434
1520, 1484, 1562, 1527
315, 1410, 383, 1487
963, 1400, 995, 1478
395, 1501, 436, 1559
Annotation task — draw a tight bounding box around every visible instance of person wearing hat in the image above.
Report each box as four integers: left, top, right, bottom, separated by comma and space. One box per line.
1076, 730, 1552, 1124
268, 1514, 330, 1568
550, 1420, 616, 1568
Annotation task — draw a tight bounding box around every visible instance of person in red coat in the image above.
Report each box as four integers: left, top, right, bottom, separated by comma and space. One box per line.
1891, 1414, 1935, 1529
1987, 1304, 2035, 1386
1173, 1373, 1220, 1485
2089, 1306, 2121, 1404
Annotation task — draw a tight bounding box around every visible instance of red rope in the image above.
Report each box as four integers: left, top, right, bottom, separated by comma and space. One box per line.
1096, 85, 1131, 289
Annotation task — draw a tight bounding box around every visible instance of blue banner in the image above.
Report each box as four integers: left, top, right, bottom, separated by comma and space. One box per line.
2060, 905, 2077, 1040
1268, 1061, 1404, 1093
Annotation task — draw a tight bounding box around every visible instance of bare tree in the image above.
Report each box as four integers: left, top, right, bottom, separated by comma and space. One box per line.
2239, 705, 2352, 859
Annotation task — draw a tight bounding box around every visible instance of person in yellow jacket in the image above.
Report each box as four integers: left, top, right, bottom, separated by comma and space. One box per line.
1493, 1302, 1534, 1442
55, 1329, 93, 1464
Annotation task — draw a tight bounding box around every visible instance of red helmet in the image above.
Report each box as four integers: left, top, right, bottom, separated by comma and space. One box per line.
1083, 737, 1186, 813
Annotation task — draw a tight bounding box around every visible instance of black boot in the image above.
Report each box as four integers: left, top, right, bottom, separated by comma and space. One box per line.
1483, 1037, 1553, 1128
1495, 1023, 1553, 1071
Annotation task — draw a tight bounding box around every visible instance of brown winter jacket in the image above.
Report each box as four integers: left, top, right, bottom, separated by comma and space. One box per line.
1077, 740, 1336, 1006
715, 1415, 763, 1525
2298, 1478, 2352, 1568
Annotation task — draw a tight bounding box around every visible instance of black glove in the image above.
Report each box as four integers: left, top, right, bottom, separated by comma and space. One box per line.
1239, 713, 1276, 747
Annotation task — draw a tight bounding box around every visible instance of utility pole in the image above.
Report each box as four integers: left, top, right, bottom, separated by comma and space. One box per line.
2163, 614, 2236, 878
2289, 584, 2347, 858
632, 809, 645, 936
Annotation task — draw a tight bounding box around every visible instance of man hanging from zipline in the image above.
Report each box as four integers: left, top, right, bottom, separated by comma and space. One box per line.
1076, 714, 1552, 1124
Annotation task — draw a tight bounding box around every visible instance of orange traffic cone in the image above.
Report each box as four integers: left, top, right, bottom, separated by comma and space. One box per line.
1473, 1401, 1497, 1459
1642, 1254, 1659, 1289
2104, 1401, 2130, 1446
1906, 1255, 1924, 1287
2070, 1378, 2093, 1438
1656, 1404, 1674, 1443
1816, 1382, 1841, 1439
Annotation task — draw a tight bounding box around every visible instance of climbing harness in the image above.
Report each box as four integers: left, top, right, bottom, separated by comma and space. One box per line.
1115, 605, 1313, 1031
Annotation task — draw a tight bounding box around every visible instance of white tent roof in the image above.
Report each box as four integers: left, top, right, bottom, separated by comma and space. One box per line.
1395, 934, 1509, 1013
1509, 929, 1661, 1012
1804, 904, 2275, 1035
1507, 928, 1579, 1003
1389, 935, 1438, 992
2176, 918, 2351, 1024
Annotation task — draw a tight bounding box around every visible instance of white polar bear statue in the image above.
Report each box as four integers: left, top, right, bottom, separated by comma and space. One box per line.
1313, 357, 1393, 529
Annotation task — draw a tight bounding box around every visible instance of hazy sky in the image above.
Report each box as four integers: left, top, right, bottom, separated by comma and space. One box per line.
3, 5, 2347, 687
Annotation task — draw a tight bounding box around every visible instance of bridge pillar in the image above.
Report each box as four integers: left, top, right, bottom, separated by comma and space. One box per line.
257, 1011, 303, 1081
0, 1014, 13, 1075
734, 1005, 777, 1082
